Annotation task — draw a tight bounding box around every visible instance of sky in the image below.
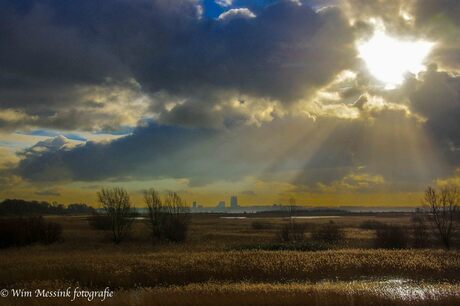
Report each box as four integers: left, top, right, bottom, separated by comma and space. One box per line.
0, 0, 459, 207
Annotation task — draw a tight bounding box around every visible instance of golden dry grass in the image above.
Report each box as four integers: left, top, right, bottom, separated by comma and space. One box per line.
0, 214, 458, 306
0, 249, 459, 289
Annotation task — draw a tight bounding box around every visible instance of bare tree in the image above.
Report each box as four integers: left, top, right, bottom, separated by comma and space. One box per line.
374, 223, 408, 249
144, 190, 190, 242
312, 221, 344, 245
144, 188, 164, 240
162, 192, 190, 242
411, 210, 430, 248
98, 187, 134, 244
277, 196, 305, 243
423, 186, 459, 249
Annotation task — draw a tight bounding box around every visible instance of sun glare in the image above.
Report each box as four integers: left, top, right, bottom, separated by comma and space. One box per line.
358, 31, 433, 89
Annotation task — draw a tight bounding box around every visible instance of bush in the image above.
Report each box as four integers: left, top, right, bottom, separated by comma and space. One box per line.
311, 221, 344, 244
0, 216, 62, 248
277, 222, 306, 243
88, 212, 112, 230
359, 220, 384, 230
41, 221, 63, 244
411, 213, 430, 248
0, 199, 93, 215
251, 220, 274, 230
161, 214, 189, 242
145, 189, 190, 243
374, 224, 408, 249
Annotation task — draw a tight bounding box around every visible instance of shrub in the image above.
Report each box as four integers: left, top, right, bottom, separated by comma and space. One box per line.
311, 221, 344, 244
161, 214, 189, 242
374, 224, 408, 249
0, 216, 62, 248
277, 222, 306, 243
251, 221, 274, 230
41, 221, 63, 244
359, 220, 384, 230
145, 189, 190, 243
0, 199, 94, 215
88, 212, 112, 230
411, 213, 430, 248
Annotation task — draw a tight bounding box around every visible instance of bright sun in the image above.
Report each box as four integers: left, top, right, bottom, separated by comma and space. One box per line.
358, 31, 433, 89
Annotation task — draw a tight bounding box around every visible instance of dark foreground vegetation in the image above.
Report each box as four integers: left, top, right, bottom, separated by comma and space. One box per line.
0, 199, 94, 215
0, 216, 62, 248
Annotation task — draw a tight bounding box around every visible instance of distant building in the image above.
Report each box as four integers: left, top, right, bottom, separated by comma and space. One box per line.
230, 196, 238, 208
217, 201, 225, 209
192, 201, 197, 209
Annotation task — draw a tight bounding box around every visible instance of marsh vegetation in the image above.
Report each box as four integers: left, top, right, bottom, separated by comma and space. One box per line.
0, 186, 459, 305
0, 211, 458, 305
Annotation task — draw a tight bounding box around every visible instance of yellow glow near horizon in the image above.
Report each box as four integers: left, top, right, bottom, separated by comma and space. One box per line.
358, 31, 433, 89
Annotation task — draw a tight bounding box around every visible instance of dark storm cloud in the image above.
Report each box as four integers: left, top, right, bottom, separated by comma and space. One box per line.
16, 121, 298, 186
414, 0, 460, 27
15, 123, 218, 183
412, 0, 460, 71
0, 1, 127, 108
409, 66, 460, 158
14, 111, 444, 191
0, 0, 356, 130
0, 0, 195, 130
141, 2, 355, 102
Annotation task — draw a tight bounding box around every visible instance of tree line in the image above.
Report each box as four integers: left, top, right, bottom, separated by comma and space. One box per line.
0, 199, 94, 216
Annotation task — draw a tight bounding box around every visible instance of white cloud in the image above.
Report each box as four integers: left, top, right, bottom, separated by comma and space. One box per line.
215, 0, 233, 7
218, 8, 256, 22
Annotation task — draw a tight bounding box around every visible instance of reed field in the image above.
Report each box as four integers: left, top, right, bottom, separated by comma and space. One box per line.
1, 249, 459, 288
0, 214, 459, 305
